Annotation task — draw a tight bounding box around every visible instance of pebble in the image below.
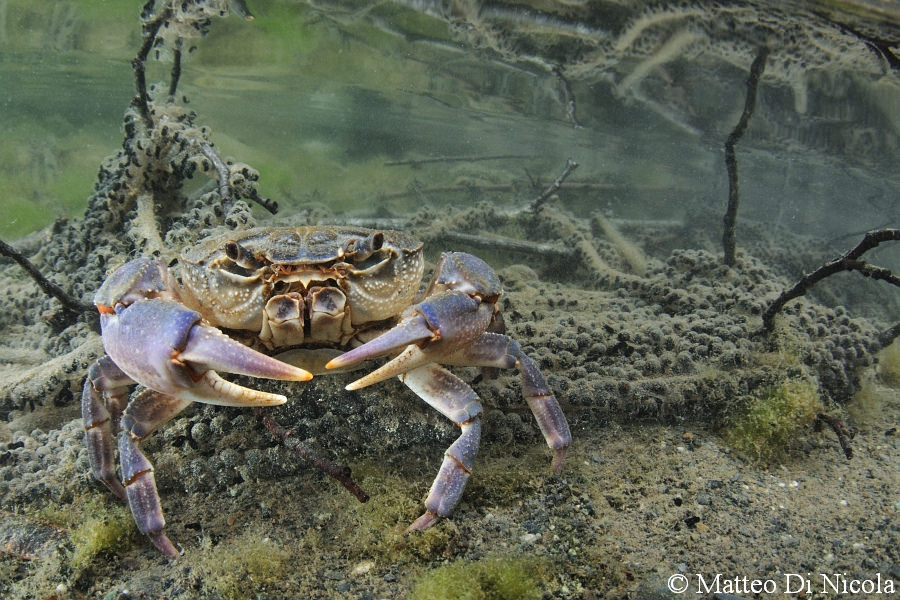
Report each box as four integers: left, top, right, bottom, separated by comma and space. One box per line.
352, 560, 375, 576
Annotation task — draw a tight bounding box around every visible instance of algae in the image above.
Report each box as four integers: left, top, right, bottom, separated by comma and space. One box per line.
197, 529, 292, 600
411, 555, 545, 600
725, 379, 824, 462
326, 460, 461, 564
876, 338, 900, 388
36, 496, 136, 574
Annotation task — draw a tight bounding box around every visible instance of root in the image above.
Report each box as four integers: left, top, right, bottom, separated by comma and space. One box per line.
0, 337, 103, 411
592, 214, 648, 276
132, 193, 168, 259
722, 46, 769, 266
538, 207, 639, 287
762, 228, 900, 332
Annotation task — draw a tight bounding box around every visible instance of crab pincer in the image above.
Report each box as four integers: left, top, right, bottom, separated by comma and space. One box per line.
95, 258, 312, 404
84, 257, 311, 556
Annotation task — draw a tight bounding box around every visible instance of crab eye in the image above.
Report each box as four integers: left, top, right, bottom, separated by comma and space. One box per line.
346, 231, 385, 263
224, 240, 265, 270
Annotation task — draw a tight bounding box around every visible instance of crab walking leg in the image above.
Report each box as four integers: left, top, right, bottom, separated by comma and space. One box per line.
82, 357, 134, 500
443, 332, 572, 472
118, 389, 193, 557
398, 364, 483, 531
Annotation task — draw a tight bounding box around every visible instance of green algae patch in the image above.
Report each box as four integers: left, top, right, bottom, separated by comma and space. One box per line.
876, 338, 900, 388
725, 379, 823, 463
36, 496, 137, 574
411, 556, 545, 600
197, 529, 292, 600
335, 461, 460, 564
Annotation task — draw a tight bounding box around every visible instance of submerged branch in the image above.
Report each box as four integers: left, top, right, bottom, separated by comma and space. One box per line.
430, 230, 572, 259
199, 143, 279, 214
722, 46, 768, 266
762, 229, 900, 331
529, 158, 579, 214
384, 154, 534, 167
815, 413, 856, 459
877, 322, 900, 350
200, 142, 232, 204
248, 188, 279, 214
168, 38, 183, 99
0, 237, 93, 315
254, 408, 369, 503
132, 4, 173, 128
553, 65, 582, 128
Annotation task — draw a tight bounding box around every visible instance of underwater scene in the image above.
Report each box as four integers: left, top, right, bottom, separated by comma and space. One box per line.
0, 0, 898, 598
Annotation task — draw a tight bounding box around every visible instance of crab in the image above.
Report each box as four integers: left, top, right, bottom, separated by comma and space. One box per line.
82, 226, 571, 556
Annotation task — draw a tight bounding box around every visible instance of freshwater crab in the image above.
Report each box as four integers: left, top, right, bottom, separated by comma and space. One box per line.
82, 226, 571, 556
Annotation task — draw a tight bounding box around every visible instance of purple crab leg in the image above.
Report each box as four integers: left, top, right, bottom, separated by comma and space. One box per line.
442, 332, 572, 472
399, 364, 483, 531
82, 357, 134, 500
119, 430, 177, 557
118, 388, 193, 557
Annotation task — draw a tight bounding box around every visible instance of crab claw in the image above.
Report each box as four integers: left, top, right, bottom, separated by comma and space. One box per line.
324, 312, 435, 370
99, 297, 311, 407
327, 290, 495, 389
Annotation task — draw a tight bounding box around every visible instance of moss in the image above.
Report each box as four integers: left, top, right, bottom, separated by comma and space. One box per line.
411, 556, 545, 600
725, 379, 823, 463
332, 461, 460, 563
36, 496, 137, 574
876, 338, 900, 388
197, 529, 292, 600
67, 506, 135, 573
752, 318, 807, 369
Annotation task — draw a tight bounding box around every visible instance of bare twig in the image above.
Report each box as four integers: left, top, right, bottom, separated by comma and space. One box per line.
168, 38, 183, 99
529, 158, 579, 213
200, 142, 232, 204
762, 229, 900, 330
815, 413, 856, 459
380, 183, 518, 201
429, 230, 572, 259
877, 322, 900, 350
338, 216, 684, 232
230, 0, 255, 21
722, 46, 768, 266
132, 4, 173, 129
249, 189, 279, 214
379, 180, 619, 203
0, 237, 93, 315
553, 65, 582, 128
253, 408, 369, 503
198, 143, 278, 214
384, 154, 534, 167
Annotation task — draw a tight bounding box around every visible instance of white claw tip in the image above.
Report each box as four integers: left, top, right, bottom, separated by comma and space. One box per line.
294, 369, 314, 382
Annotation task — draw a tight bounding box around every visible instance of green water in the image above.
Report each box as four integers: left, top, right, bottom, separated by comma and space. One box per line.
1, 0, 898, 241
